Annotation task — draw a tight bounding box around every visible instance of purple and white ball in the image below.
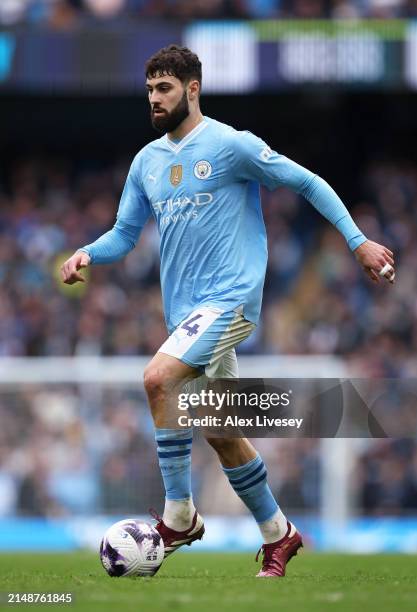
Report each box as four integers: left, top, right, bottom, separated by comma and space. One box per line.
100, 519, 164, 577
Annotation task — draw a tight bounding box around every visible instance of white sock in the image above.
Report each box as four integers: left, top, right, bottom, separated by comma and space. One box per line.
258, 508, 289, 544
163, 498, 195, 531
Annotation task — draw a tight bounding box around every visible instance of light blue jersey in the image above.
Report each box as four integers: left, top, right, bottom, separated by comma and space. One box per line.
81, 116, 366, 333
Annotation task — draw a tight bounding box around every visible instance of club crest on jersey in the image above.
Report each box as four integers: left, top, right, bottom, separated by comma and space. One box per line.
170, 165, 183, 186
194, 160, 212, 180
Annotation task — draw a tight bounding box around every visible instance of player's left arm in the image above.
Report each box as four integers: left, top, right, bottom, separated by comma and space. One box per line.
61, 154, 151, 285
232, 131, 395, 284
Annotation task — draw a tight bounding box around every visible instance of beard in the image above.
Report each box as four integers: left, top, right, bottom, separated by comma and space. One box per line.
151, 90, 190, 134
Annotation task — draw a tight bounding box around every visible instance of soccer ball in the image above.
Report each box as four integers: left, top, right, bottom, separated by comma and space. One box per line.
100, 519, 164, 577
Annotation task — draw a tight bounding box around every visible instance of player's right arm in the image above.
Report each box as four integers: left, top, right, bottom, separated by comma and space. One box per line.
61, 155, 151, 285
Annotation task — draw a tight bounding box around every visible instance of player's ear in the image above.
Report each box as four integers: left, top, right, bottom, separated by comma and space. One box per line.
188, 79, 200, 101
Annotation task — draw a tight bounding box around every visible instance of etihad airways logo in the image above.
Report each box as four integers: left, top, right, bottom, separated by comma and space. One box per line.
151, 192, 214, 227
152, 192, 213, 214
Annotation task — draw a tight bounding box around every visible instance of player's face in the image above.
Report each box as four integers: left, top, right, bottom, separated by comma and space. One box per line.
146, 74, 190, 134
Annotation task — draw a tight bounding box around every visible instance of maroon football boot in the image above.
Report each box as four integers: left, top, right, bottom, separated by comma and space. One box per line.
256, 521, 303, 577
150, 509, 205, 558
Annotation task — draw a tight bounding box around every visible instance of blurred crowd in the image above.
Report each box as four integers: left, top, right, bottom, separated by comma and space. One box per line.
356, 439, 417, 513
0, 155, 416, 380
0, 385, 321, 517
0, 384, 416, 518
2, 0, 417, 27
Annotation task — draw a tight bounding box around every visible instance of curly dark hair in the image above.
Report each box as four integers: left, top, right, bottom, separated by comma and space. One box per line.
145, 45, 202, 88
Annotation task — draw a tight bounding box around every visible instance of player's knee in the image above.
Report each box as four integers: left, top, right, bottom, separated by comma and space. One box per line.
143, 367, 169, 400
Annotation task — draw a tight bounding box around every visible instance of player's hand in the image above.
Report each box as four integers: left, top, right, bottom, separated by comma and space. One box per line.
354, 240, 395, 284
60, 251, 91, 285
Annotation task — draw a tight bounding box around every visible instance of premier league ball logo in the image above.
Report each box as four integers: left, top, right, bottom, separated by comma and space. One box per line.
99, 519, 164, 577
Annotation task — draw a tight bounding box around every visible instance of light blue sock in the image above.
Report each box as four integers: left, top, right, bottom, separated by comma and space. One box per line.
155, 428, 193, 500
223, 454, 278, 523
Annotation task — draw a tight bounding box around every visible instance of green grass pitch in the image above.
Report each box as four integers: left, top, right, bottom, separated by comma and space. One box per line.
1, 552, 416, 611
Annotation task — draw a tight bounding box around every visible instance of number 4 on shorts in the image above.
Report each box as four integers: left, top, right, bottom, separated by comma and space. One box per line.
181, 314, 203, 337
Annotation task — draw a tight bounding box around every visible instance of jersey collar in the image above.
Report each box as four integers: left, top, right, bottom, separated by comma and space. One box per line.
164, 119, 208, 154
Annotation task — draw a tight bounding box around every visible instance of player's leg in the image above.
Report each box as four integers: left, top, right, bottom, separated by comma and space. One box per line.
144, 351, 199, 536
206, 435, 293, 530
204, 349, 303, 576
143, 306, 247, 555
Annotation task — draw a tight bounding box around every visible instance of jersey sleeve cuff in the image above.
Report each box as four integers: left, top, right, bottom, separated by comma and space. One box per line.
348, 234, 367, 251
78, 247, 93, 264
